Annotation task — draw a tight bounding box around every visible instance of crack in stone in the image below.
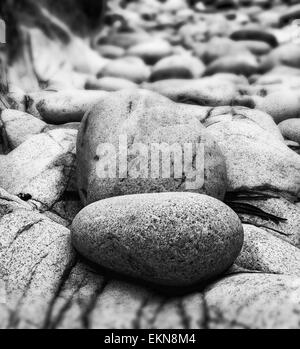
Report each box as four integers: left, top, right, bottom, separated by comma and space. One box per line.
43, 255, 78, 329
80, 277, 109, 329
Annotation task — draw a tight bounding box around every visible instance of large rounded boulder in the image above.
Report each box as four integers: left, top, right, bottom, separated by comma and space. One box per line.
71, 192, 244, 287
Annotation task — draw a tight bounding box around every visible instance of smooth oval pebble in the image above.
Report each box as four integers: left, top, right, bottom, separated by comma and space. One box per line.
278, 119, 300, 144
71, 192, 244, 287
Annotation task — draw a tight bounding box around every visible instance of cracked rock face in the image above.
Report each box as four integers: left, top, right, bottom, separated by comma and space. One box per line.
3, 0, 300, 330
204, 108, 300, 200
0, 129, 77, 211
71, 192, 244, 287
77, 89, 227, 206
205, 273, 300, 329
143, 77, 252, 107
237, 197, 300, 248
0, 205, 76, 329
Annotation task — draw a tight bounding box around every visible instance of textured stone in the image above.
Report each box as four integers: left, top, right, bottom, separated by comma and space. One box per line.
0, 209, 76, 329
253, 91, 300, 124
0, 129, 77, 210
77, 89, 227, 205
143, 78, 253, 107
98, 57, 151, 84
86, 77, 138, 92
235, 224, 300, 275
127, 39, 173, 65
205, 273, 300, 329
26, 90, 107, 124
237, 197, 300, 248
204, 53, 259, 77
0, 109, 47, 150
205, 108, 300, 200
71, 192, 244, 287
150, 54, 205, 82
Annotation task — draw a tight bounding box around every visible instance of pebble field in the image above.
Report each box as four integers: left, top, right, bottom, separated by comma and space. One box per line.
1, 0, 300, 329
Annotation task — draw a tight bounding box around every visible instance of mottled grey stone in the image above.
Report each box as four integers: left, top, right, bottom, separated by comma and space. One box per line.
0, 208, 76, 329
71, 192, 244, 287
0, 129, 77, 210
238, 197, 300, 248
143, 77, 253, 107
236, 224, 300, 275
127, 39, 173, 65
27, 90, 108, 124
205, 273, 300, 329
205, 110, 300, 200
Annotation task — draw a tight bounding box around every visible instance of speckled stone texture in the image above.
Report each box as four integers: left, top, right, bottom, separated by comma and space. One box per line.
26, 90, 108, 124
205, 273, 300, 329
238, 197, 300, 248
71, 192, 244, 287
0, 207, 76, 329
235, 224, 300, 275
77, 89, 228, 206
204, 107, 300, 200
3, 0, 300, 330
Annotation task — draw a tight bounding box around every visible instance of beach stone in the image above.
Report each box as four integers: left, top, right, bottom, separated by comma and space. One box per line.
235, 224, 300, 276
252, 91, 300, 124
279, 119, 300, 144
98, 57, 151, 84
26, 90, 108, 124
230, 29, 278, 47
260, 44, 300, 71
0, 208, 76, 329
0, 187, 33, 218
253, 66, 300, 88
239, 40, 272, 55
85, 77, 138, 92
205, 273, 300, 329
77, 89, 227, 205
71, 192, 244, 287
204, 53, 259, 77
100, 32, 152, 50
205, 108, 300, 200
48, 264, 206, 329
0, 129, 77, 210
201, 106, 284, 141
143, 78, 253, 107
96, 45, 125, 59
237, 197, 300, 248
0, 109, 47, 150
254, 9, 280, 28
150, 54, 205, 82
127, 40, 173, 65
279, 4, 300, 26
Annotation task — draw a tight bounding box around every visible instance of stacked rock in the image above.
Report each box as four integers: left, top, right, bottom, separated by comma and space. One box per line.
1, 0, 300, 329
